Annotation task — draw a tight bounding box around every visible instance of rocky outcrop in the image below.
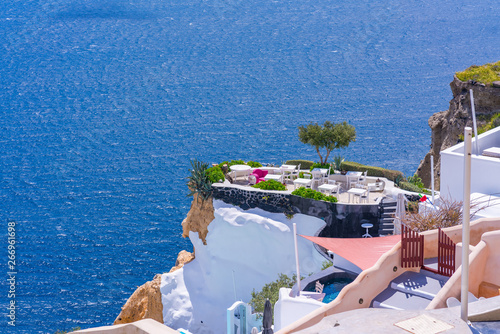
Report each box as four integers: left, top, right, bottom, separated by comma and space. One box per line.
181, 194, 215, 245
114, 274, 163, 325
416, 76, 500, 189
169, 250, 195, 273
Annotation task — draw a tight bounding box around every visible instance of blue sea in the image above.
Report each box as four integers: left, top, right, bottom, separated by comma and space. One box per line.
0, 0, 499, 332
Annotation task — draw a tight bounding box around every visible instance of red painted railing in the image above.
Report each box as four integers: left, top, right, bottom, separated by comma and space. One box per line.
437, 228, 456, 277
401, 224, 424, 268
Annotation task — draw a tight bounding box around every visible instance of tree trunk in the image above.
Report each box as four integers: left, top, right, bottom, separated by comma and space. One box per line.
315, 147, 324, 164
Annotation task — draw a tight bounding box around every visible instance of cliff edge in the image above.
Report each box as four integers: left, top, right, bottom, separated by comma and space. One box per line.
416, 76, 500, 189
114, 194, 211, 325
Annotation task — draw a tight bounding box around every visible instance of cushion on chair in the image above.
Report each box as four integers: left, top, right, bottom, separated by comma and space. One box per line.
253, 169, 268, 178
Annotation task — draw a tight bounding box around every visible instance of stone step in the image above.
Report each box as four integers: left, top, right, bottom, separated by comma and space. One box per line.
379, 224, 394, 230
372, 287, 432, 310
390, 270, 448, 301
380, 213, 395, 219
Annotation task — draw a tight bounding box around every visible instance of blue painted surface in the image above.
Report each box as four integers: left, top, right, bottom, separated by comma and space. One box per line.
0, 0, 500, 332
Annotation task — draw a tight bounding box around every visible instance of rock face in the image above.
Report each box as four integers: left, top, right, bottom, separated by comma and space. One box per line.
181, 193, 215, 245
114, 274, 164, 325
169, 250, 195, 273
416, 76, 500, 189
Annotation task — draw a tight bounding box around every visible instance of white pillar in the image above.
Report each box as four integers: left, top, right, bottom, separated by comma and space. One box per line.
461, 127, 472, 322
293, 223, 301, 296
431, 155, 435, 205
470, 89, 479, 156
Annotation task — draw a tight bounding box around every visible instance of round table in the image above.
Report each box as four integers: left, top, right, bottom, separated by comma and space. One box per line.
230, 165, 251, 181
361, 222, 373, 238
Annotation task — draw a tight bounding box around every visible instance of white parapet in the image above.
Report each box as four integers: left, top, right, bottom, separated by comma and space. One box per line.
274, 288, 324, 332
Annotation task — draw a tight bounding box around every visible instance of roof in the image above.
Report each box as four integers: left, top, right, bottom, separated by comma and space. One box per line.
300, 234, 401, 270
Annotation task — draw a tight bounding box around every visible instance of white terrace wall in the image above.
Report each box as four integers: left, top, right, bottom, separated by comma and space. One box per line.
440, 127, 500, 202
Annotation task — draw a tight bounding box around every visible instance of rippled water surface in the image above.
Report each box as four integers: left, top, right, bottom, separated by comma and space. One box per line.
0, 0, 499, 332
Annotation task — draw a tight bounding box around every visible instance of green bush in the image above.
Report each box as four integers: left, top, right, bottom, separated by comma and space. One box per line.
292, 187, 338, 203
247, 161, 263, 168
407, 174, 425, 189
250, 273, 300, 320
252, 179, 286, 191
341, 161, 404, 181
206, 165, 225, 184
187, 159, 212, 201
285, 159, 315, 169
456, 61, 500, 85
309, 162, 334, 174
398, 181, 423, 193
321, 260, 333, 270
459, 112, 500, 142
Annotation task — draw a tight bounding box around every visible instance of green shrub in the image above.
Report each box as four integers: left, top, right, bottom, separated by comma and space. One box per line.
252, 179, 286, 191
341, 161, 404, 181
247, 161, 263, 168
398, 181, 423, 193
230, 159, 245, 165
292, 187, 337, 203
309, 162, 334, 174
285, 159, 315, 169
407, 174, 424, 189
456, 61, 500, 85
206, 165, 225, 184
332, 155, 345, 171
250, 273, 300, 320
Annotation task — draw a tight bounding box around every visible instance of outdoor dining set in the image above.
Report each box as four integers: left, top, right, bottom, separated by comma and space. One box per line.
231, 164, 385, 204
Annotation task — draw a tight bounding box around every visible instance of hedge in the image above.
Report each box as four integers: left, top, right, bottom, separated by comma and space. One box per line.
285, 159, 315, 170
341, 161, 404, 181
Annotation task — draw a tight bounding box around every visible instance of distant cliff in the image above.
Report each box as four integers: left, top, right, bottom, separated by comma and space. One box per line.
416, 76, 500, 189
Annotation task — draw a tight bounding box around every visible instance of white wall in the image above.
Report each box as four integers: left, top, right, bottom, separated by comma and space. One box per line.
440, 127, 500, 202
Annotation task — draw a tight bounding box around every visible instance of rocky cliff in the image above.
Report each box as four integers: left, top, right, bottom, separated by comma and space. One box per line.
416, 76, 500, 189
114, 194, 212, 325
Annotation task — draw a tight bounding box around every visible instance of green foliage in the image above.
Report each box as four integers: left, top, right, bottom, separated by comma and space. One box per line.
187, 159, 212, 202
285, 159, 315, 169
309, 162, 334, 174
247, 161, 263, 168
332, 155, 345, 171
230, 159, 245, 166
341, 161, 404, 181
456, 61, 500, 85
54, 328, 81, 334
459, 112, 500, 142
398, 181, 424, 193
298, 121, 356, 164
407, 174, 424, 189
206, 165, 225, 184
292, 187, 338, 203
252, 179, 287, 191
321, 260, 333, 270
250, 273, 300, 319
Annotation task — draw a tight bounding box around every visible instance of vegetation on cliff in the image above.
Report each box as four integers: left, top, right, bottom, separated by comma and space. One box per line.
456, 61, 500, 86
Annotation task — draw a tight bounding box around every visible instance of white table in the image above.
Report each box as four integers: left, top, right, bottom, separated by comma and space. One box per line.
230, 165, 251, 180
318, 183, 339, 195
347, 188, 367, 203
293, 178, 312, 190
264, 174, 283, 182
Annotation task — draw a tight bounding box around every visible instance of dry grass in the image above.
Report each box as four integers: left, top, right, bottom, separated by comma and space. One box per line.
402, 198, 488, 232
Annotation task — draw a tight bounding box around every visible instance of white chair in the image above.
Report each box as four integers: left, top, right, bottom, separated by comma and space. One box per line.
360, 189, 369, 203
358, 171, 368, 184
311, 170, 323, 189
322, 168, 330, 184
290, 164, 301, 181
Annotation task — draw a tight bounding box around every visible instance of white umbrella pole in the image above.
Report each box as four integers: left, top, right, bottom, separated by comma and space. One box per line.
470, 89, 479, 156
461, 127, 472, 322
431, 155, 435, 205
293, 223, 301, 297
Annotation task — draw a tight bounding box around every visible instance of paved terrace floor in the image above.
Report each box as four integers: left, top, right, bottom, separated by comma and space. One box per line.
231, 177, 390, 204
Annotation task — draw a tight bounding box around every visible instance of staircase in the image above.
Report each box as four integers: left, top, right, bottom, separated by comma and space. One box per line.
371, 268, 449, 310
378, 197, 397, 236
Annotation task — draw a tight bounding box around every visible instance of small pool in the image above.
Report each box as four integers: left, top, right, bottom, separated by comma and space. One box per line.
321, 278, 354, 303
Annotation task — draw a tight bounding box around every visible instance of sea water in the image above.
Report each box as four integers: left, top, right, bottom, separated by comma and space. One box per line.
0, 0, 499, 332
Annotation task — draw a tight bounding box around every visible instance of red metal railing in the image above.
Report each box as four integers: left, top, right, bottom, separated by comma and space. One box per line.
437, 228, 456, 277
401, 224, 424, 268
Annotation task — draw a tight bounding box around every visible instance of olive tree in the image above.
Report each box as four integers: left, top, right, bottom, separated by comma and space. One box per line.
298, 121, 356, 164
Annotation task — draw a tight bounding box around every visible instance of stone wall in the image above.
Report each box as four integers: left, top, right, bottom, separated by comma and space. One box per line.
212, 185, 292, 213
